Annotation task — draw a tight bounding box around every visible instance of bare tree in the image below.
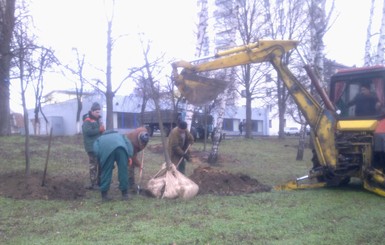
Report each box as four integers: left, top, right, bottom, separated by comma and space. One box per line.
104, 6, 114, 130
31, 47, 57, 135
132, 75, 151, 124
63, 48, 87, 134
292, 0, 335, 160
0, 0, 16, 136
89, 1, 141, 130
12, 0, 37, 176
205, 0, 237, 163
136, 39, 173, 163
375, 0, 385, 65
364, 0, 376, 66
185, 0, 210, 131
232, 0, 269, 138
364, 0, 385, 66
261, 0, 310, 139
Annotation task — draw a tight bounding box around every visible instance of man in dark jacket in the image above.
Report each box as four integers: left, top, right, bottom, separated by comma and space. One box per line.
167, 121, 194, 174
347, 83, 381, 116
93, 131, 133, 201
82, 102, 105, 190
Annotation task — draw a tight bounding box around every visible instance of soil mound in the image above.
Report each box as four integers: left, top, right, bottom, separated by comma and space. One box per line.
189, 166, 271, 196
0, 171, 86, 200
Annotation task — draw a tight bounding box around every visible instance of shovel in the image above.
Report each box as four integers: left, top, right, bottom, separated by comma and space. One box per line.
137, 150, 145, 194
176, 144, 192, 169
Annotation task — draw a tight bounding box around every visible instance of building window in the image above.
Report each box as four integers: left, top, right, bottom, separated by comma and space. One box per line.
251, 120, 263, 133
222, 118, 234, 131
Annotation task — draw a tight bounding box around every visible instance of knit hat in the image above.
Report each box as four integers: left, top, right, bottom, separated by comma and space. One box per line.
126, 127, 149, 152
91, 102, 101, 111
178, 121, 187, 130
139, 132, 150, 144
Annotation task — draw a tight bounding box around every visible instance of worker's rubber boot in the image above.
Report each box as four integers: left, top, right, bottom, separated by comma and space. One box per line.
101, 191, 112, 202
121, 190, 129, 201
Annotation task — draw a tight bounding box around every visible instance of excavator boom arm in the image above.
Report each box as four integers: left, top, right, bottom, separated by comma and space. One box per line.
172, 40, 337, 167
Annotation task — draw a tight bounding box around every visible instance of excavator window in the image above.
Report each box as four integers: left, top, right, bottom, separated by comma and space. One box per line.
330, 67, 385, 119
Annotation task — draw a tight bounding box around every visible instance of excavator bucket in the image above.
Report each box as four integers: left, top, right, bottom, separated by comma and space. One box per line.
172, 40, 299, 105
175, 71, 228, 105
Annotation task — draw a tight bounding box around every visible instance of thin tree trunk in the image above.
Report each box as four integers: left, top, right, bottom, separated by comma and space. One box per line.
76, 96, 83, 134
365, 0, 376, 66
208, 90, 227, 164
296, 124, 306, 161
0, 0, 16, 136
376, 0, 385, 64
105, 19, 114, 130
185, 104, 195, 131
277, 78, 286, 139
21, 77, 31, 176
185, 0, 208, 132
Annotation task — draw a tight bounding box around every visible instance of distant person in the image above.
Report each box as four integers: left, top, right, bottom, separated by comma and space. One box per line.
93, 130, 133, 202
347, 83, 381, 116
125, 127, 150, 193
82, 102, 105, 190
167, 121, 194, 174
239, 119, 245, 135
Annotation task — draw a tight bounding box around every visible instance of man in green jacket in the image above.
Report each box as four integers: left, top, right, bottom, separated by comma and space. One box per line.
93, 131, 133, 201
82, 102, 105, 190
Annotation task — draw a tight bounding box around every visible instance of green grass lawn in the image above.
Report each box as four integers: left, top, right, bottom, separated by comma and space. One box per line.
1, 135, 385, 245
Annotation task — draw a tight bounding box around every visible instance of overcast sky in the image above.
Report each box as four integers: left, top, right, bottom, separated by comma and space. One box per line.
324, 0, 383, 66
9, 0, 383, 113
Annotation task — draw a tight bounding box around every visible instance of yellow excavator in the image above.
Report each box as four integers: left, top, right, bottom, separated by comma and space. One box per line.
171, 40, 385, 197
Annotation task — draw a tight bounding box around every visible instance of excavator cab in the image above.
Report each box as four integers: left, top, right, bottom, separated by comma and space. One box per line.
330, 66, 385, 119
325, 66, 385, 196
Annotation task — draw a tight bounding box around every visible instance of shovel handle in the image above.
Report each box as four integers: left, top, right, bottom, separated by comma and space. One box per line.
136, 150, 145, 194
176, 144, 192, 168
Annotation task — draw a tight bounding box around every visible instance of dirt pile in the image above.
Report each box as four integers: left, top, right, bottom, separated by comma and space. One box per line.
0, 171, 86, 200
189, 166, 271, 196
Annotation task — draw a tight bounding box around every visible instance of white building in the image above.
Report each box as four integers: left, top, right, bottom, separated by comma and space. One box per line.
26, 91, 272, 136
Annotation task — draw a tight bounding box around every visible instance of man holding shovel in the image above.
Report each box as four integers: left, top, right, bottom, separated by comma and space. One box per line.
167, 121, 194, 174
125, 127, 150, 193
